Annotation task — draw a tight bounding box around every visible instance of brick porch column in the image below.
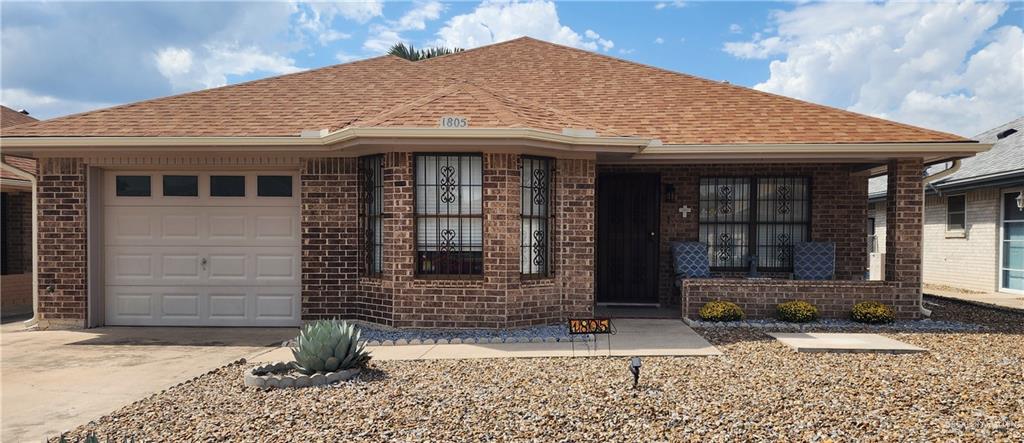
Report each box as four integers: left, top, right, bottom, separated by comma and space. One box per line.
36, 158, 88, 329
884, 158, 923, 317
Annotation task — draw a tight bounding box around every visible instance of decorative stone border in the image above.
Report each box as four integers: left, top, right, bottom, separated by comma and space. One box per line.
282, 335, 581, 347
244, 361, 360, 389
684, 317, 983, 332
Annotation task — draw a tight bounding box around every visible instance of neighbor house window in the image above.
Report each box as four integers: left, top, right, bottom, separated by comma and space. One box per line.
947, 194, 966, 231
360, 155, 384, 276
699, 177, 810, 271
415, 154, 483, 276
521, 156, 552, 276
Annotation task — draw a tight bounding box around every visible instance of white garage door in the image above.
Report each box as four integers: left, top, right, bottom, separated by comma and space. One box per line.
103, 171, 301, 326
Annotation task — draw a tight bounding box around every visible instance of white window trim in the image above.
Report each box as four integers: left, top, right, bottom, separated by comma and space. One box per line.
999, 187, 1024, 295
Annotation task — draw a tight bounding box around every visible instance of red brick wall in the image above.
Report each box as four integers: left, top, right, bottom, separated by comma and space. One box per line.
883, 158, 923, 317
682, 279, 920, 320
36, 158, 88, 326
300, 158, 360, 321
301, 153, 595, 328
596, 163, 870, 307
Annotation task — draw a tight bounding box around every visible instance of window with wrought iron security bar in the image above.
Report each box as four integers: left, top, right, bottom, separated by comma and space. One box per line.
521, 157, 552, 276
414, 154, 484, 277
698, 177, 811, 271
360, 155, 384, 276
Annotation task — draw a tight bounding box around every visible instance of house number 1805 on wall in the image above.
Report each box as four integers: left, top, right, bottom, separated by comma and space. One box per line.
438, 116, 469, 128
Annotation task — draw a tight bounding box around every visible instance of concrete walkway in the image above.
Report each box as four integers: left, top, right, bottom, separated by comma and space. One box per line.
926, 287, 1024, 313
255, 319, 720, 362
0, 321, 295, 442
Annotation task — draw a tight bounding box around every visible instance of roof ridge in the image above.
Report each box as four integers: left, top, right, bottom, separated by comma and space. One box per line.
452, 37, 969, 142
354, 83, 468, 127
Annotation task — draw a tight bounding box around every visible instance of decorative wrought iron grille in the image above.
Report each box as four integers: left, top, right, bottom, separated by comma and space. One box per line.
699, 177, 810, 271
359, 155, 384, 276
521, 156, 552, 276
414, 154, 483, 276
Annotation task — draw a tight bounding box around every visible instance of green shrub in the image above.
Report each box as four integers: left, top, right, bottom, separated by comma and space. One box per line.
776, 300, 819, 323
699, 300, 745, 322
850, 301, 895, 324
292, 320, 371, 374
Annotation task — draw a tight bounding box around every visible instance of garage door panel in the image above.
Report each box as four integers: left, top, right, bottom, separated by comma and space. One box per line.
209, 293, 248, 320
162, 214, 202, 240
162, 254, 202, 279
256, 292, 299, 320
209, 215, 247, 240
161, 293, 201, 319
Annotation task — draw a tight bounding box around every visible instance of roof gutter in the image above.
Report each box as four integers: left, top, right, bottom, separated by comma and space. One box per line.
633, 142, 990, 160
922, 159, 962, 197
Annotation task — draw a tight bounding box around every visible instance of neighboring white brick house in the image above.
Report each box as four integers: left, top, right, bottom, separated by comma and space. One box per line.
868, 117, 1024, 294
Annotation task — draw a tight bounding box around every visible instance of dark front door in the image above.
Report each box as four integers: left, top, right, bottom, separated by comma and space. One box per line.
597, 173, 660, 304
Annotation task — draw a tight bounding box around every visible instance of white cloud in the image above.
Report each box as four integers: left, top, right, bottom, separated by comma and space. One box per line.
1, 88, 114, 120
654, 37, 664, 44
397, 1, 444, 31
729, 23, 743, 34
723, 1, 1023, 136
364, 27, 403, 53
363, 1, 445, 53
435, 0, 614, 52
618, 48, 635, 55
655, 1, 685, 11
335, 51, 362, 63
318, 30, 352, 45
154, 44, 302, 91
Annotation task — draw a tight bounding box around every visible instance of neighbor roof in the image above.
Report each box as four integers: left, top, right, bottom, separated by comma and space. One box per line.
868, 117, 1023, 199
1, 105, 37, 129
1, 106, 38, 182
4, 37, 967, 145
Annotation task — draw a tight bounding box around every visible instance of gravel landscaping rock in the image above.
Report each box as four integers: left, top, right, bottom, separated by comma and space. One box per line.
54, 298, 1022, 442
355, 323, 571, 345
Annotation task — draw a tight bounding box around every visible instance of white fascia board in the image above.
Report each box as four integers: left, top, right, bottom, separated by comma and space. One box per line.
0, 127, 652, 154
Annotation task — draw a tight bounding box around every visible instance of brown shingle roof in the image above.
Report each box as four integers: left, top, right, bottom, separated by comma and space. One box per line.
3, 38, 966, 144
1, 105, 38, 130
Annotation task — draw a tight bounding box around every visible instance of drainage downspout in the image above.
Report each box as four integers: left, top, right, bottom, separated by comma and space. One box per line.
0, 158, 39, 327
915, 159, 961, 317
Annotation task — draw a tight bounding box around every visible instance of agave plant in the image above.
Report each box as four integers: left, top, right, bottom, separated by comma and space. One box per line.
291, 320, 371, 374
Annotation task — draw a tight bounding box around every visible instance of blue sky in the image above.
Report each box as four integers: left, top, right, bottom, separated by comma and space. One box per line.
2, 1, 1021, 136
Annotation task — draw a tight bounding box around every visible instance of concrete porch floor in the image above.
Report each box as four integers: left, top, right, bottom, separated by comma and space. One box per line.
255, 319, 721, 362
0, 321, 295, 442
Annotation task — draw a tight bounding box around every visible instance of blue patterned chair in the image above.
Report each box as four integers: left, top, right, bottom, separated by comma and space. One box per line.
670, 242, 711, 287
793, 241, 835, 280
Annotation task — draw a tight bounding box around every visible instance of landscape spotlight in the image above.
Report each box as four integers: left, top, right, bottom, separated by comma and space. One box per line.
629, 357, 642, 388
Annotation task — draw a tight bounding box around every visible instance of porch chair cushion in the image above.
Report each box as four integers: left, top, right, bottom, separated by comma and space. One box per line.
670, 241, 711, 280
793, 241, 836, 280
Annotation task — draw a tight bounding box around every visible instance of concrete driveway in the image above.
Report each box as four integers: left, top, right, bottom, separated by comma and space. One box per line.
0, 319, 296, 442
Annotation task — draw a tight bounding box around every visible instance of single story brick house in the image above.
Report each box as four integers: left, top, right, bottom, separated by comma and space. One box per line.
1, 105, 39, 319
868, 117, 1022, 294
1, 38, 989, 329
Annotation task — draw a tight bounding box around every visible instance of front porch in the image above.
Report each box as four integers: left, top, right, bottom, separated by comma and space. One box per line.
594, 159, 924, 320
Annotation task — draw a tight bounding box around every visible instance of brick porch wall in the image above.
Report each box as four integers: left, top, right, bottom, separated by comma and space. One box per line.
597, 163, 871, 307
681, 280, 919, 319
35, 158, 88, 327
